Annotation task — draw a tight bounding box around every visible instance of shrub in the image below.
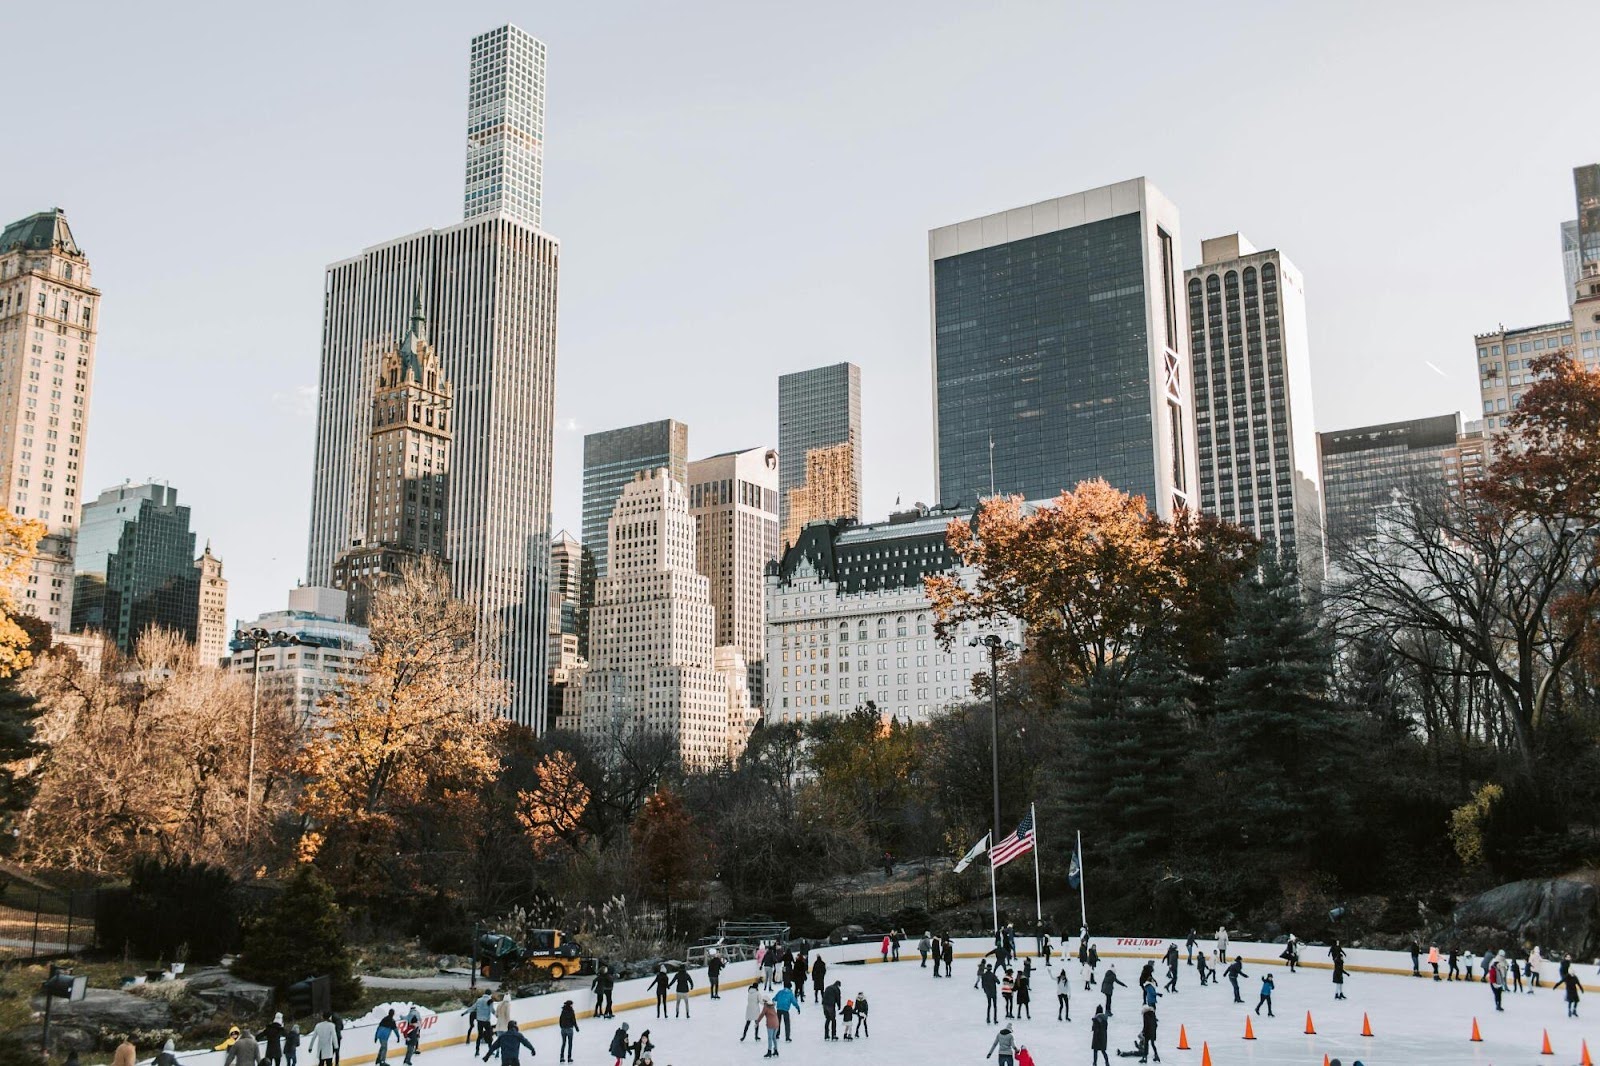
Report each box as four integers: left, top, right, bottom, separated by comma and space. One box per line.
96, 859, 239, 963
234, 864, 360, 1007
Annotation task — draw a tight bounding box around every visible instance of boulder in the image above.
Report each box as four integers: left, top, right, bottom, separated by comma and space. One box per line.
30, 987, 175, 1031
1449, 879, 1600, 957
827, 924, 866, 945
184, 967, 275, 1016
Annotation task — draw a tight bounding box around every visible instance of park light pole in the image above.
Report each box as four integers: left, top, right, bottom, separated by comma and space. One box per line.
235, 626, 315, 848
969, 632, 1018, 862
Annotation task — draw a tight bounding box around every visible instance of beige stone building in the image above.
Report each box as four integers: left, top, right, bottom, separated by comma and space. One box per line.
579, 469, 753, 769
687, 447, 778, 708
195, 542, 228, 667
0, 209, 99, 631
1473, 320, 1573, 437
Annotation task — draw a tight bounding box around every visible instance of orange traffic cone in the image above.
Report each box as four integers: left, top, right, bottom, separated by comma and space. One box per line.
1304, 1010, 1316, 1035
1176, 1024, 1190, 1050
1542, 1028, 1555, 1055
1322, 1056, 1330, 1066
1470, 1017, 1482, 1042
1360, 1012, 1374, 1037
1200, 1042, 1213, 1066
1582, 1038, 1594, 1066
1243, 1016, 1256, 1040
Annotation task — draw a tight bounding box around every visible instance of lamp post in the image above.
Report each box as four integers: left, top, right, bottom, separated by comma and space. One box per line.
969, 633, 1018, 863
235, 626, 315, 848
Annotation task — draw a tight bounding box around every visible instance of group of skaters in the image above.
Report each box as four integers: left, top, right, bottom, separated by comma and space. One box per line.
734, 945, 873, 1057
1402, 939, 1587, 1016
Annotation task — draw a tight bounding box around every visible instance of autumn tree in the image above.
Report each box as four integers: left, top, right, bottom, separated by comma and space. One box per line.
0, 508, 47, 679
20, 630, 287, 872
927, 481, 1257, 691
630, 786, 709, 906
297, 557, 507, 898
514, 749, 590, 855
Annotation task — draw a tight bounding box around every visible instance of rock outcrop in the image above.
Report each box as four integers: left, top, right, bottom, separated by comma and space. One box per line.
1449, 878, 1600, 956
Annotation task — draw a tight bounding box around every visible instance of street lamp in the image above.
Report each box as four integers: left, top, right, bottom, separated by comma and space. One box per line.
235, 626, 315, 849
968, 633, 1019, 869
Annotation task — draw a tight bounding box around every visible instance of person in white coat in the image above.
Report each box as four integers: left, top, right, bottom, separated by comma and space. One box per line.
1215, 927, 1229, 964
308, 1015, 340, 1066
1529, 946, 1545, 991
740, 983, 764, 1041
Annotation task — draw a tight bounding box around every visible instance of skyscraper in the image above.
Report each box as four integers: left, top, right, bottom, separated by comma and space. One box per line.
330, 292, 454, 625
0, 209, 99, 631
1186, 234, 1325, 584
464, 25, 546, 230
687, 447, 778, 707
72, 482, 200, 654
1318, 414, 1460, 555
581, 419, 689, 580
307, 25, 559, 729
777, 363, 861, 548
929, 178, 1195, 517
579, 469, 754, 769
195, 542, 228, 667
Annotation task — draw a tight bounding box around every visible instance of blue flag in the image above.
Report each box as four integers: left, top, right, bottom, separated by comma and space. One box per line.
1068, 837, 1082, 890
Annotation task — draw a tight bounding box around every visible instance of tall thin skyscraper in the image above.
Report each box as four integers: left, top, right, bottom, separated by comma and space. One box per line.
0, 209, 99, 631
1186, 234, 1325, 584
777, 363, 861, 548
307, 25, 559, 729
687, 447, 778, 708
929, 178, 1195, 517
464, 25, 546, 230
195, 542, 228, 667
581, 419, 689, 580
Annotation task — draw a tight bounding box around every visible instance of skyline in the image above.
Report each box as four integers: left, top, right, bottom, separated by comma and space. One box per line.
0, 1, 1590, 627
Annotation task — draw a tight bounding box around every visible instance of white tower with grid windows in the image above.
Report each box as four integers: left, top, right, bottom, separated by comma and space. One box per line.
465, 24, 545, 230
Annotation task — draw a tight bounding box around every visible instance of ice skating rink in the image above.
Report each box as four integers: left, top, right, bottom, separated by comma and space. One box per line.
201, 938, 1600, 1066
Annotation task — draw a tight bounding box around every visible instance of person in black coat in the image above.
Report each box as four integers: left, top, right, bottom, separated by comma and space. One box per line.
650, 965, 670, 1018
1332, 954, 1348, 1000
822, 980, 842, 1040
1139, 1006, 1160, 1064
557, 1001, 580, 1063
708, 952, 724, 999
942, 936, 954, 975
813, 955, 827, 998
980, 963, 1000, 1024
1225, 957, 1248, 1003
1091, 1005, 1110, 1066
263, 1014, 286, 1066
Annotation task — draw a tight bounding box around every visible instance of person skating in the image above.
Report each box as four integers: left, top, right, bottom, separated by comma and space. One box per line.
285, 1026, 301, 1066
1448, 947, 1460, 981
1002, 967, 1016, 1018
854, 991, 869, 1037
1480, 948, 1494, 983
761, 997, 781, 1057
1036, 921, 1049, 957
1332, 953, 1348, 1000
608, 1023, 631, 1066
402, 1008, 421, 1066
881, 933, 891, 965
482, 1022, 533, 1066
742, 984, 764, 1041
672, 964, 694, 1017
812, 953, 827, 999
1254, 973, 1275, 1017
1530, 946, 1545, 989
1056, 966, 1072, 1020
1511, 949, 1525, 994
920, 931, 932, 968
374, 1011, 400, 1066
1091, 1006, 1110, 1066
466, 993, 495, 1052
981, 962, 1001, 1023
1088, 943, 1100, 984
793, 950, 808, 1001
1564, 970, 1584, 1017
557, 1001, 579, 1063
987, 1023, 1017, 1066
1409, 940, 1421, 977
1185, 930, 1197, 966
708, 950, 724, 999
1164, 943, 1179, 992
762, 944, 779, 990
1283, 934, 1300, 974
1137, 960, 1156, 991
1215, 926, 1229, 964
1225, 957, 1248, 1003
651, 964, 670, 1018
931, 934, 944, 977
822, 979, 842, 1040
891, 928, 903, 962
627, 1030, 653, 1066
774, 983, 799, 1040
156, 1039, 180, 1066
1139, 1004, 1161, 1064
1195, 952, 1212, 988
1429, 944, 1442, 981
943, 936, 955, 978
840, 999, 855, 1041
592, 966, 616, 1018
1101, 963, 1126, 1016
224, 1031, 259, 1066
309, 1014, 339, 1066
263, 1013, 286, 1066
1016, 970, 1032, 1019
1489, 953, 1507, 1011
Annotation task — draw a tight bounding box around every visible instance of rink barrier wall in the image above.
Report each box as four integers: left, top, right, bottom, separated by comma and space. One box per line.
154, 937, 1434, 1066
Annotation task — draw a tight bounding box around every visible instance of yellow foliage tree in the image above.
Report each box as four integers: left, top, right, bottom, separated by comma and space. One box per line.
0, 508, 46, 678
514, 750, 589, 856
297, 557, 507, 895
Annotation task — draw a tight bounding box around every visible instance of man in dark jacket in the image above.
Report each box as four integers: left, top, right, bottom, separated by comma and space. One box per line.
1101, 964, 1126, 1016
708, 952, 724, 999
263, 1014, 286, 1066
942, 936, 954, 976
482, 1021, 533, 1066
607, 1023, 630, 1064
981, 963, 1000, 1023
822, 980, 842, 1040
1225, 957, 1248, 1004
591, 967, 615, 1019
812, 955, 827, 999
1139, 1005, 1160, 1063
672, 965, 695, 1018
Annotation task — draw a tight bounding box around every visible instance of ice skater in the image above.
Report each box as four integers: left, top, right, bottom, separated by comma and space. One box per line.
1332, 954, 1348, 999
987, 1023, 1017, 1065
822, 980, 841, 1040
1002, 967, 1016, 1018
1225, 957, 1247, 1003
740, 985, 763, 1042
1254, 973, 1275, 1017
1090, 1005, 1110, 1066
854, 992, 869, 1037
1530, 946, 1545, 989
1564, 970, 1584, 1017
1016, 970, 1031, 1019
1056, 966, 1071, 1021
1101, 963, 1126, 1016
1163, 945, 1179, 993
774, 984, 798, 1041
981, 962, 1000, 1024
651, 964, 669, 1017
672, 964, 694, 1017
1185, 930, 1197, 966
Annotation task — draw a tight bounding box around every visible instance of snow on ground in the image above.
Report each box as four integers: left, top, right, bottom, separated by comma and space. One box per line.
181, 938, 1600, 1066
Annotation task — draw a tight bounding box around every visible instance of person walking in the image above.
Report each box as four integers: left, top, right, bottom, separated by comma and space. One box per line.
741, 985, 764, 1042
1564, 970, 1585, 1017
854, 992, 870, 1037
1215, 926, 1229, 964
1185, 931, 1197, 966
1056, 966, 1072, 1020
708, 950, 724, 999
813, 954, 827, 1000
466, 993, 495, 1052
1254, 973, 1275, 1017
557, 1001, 579, 1063
1332, 953, 1348, 1000
987, 1024, 1017, 1066
608, 1023, 630, 1066
310, 1014, 339, 1066
920, 931, 932, 968
1530, 946, 1545, 990
774, 983, 799, 1040
1429, 944, 1441, 981
374, 1011, 400, 1066
1002, 967, 1016, 1019
263, 1013, 286, 1066
822, 980, 842, 1040
1489, 953, 1507, 1012
225, 1032, 260, 1066
1225, 957, 1248, 1004
651, 964, 670, 1018
672, 964, 694, 1018
1016, 970, 1032, 1019
481, 1022, 532, 1066
1448, 947, 1461, 981
943, 936, 955, 978
1091, 1005, 1110, 1066
981, 962, 1000, 1024
402, 1008, 421, 1066
1139, 1004, 1161, 1064
1101, 963, 1126, 1016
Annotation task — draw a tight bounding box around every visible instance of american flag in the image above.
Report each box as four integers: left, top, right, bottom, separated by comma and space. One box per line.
991, 809, 1035, 868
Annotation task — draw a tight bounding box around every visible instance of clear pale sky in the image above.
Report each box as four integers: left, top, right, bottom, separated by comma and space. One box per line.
1, 0, 1590, 627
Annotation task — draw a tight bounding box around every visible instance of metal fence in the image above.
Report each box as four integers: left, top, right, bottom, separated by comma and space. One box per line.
0, 883, 96, 960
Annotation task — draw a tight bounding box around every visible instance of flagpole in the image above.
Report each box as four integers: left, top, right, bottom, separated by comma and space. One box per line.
988, 835, 999, 935
1077, 830, 1087, 931
1030, 802, 1042, 928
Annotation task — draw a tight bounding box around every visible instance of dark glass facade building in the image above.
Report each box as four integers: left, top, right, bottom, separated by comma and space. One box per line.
71, 483, 200, 653
1318, 413, 1460, 555
581, 419, 689, 579
929, 179, 1194, 516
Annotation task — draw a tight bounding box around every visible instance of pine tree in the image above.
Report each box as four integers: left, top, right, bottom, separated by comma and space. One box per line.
236, 864, 360, 1007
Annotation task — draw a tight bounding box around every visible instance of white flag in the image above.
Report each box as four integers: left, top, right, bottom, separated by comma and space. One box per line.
954, 832, 991, 873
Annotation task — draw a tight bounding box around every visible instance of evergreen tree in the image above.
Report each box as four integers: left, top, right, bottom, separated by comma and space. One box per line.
1202, 566, 1355, 857
235, 864, 359, 1007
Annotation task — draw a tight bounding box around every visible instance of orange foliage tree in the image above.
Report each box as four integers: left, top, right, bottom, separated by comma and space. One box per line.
514, 749, 590, 856
631, 786, 709, 905
926, 480, 1258, 689
0, 509, 46, 678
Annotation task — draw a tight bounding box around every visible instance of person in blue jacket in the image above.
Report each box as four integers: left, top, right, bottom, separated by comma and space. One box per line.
774, 984, 800, 1041
1254, 973, 1275, 1017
